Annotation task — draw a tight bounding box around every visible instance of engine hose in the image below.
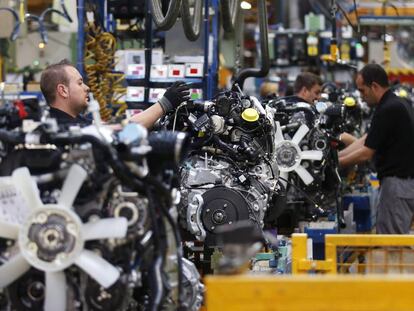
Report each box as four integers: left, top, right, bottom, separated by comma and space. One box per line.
181, 0, 203, 41
220, 0, 241, 33
158, 196, 185, 308
0, 129, 148, 196
146, 175, 185, 308
151, 0, 181, 31
233, 0, 269, 89
0, 130, 24, 144
45, 133, 147, 194
146, 186, 167, 311
84, 22, 127, 121
0, 8, 20, 41
212, 135, 239, 158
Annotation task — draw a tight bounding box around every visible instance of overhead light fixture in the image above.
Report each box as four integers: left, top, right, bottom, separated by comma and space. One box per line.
241, 1, 252, 10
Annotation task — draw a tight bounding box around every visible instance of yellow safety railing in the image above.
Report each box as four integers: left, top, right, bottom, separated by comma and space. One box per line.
205, 274, 414, 311
292, 233, 414, 274
205, 233, 414, 311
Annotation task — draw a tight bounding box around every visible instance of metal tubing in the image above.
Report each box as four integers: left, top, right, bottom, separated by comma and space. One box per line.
144, 0, 153, 104
233, 0, 270, 90
77, 0, 85, 77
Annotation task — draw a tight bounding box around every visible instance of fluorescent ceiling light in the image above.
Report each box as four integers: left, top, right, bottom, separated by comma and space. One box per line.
241, 1, 252, 10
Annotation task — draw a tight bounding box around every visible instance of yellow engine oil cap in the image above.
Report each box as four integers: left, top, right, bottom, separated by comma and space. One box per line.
344, 97, 356, 107
397, 89, 408, 98
241, 108, 259, 122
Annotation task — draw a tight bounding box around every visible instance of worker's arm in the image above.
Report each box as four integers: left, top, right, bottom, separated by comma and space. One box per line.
128, 102, 164, 129
338, 133, 367, 158
128, 81, 190, 129
339, 144, 375, 168
339, 132, 357, 147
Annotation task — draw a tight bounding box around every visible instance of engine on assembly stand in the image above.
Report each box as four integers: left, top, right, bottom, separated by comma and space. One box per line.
265, 97, 344, 233
162, 90, 280, 246
0, 105, 204, 311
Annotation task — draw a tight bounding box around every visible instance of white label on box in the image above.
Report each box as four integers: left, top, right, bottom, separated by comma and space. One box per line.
185, 63, 204, 77
149, 88, 166, 103
126, 87, 145, 102
151, 65, 168, 79
168, 64, 185, 78
190, 88, 203, 100
127, 64, 146, 78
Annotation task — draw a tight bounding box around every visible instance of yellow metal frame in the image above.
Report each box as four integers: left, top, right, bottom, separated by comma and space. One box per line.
205, 234, 414, 311
292, 233, 414, 274
205, 274, 414, 311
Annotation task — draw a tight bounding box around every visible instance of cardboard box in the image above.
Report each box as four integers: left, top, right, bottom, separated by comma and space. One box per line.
126, 64, 146, 78
115, 49, 164, 72
126, 87, 145, 102
149, 88, 166, 103
185, 63, 204, 77
150, 65, 168, 79
190, 88, 203, 100
168, 64, 185, 79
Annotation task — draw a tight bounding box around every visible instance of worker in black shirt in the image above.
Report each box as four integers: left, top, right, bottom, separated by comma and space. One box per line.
279, 72, 322, 127
40, 59, 190, 127
288, 72, 322, 105
339, 63, 414, 234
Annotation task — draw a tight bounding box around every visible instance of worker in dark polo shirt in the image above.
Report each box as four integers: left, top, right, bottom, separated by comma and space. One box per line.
40, 59, 190, 128
339, 63, 414, 234
288, 72, 322, 105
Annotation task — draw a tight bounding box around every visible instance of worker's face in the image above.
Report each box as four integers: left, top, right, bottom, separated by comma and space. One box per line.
301, 84, 322, 104
356, 74, 377, 107
64, 66, 90, 113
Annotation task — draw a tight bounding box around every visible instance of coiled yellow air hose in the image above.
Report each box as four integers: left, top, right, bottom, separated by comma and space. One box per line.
84, 22, 127, 121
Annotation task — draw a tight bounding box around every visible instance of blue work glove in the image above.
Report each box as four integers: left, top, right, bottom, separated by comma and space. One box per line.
159, 81, 191, 113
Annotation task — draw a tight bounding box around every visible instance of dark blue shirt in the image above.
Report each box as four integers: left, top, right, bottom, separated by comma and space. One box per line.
49, 107, 92, 127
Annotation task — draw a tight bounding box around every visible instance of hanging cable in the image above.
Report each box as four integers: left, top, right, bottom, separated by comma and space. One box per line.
221, 0, 241, 33
24, 0, 72, 44
352, 0, 360, 34
0, 8, 20, 41
151, 0, 182, 31
181, 0, 203, 41
233, 0, 269, 89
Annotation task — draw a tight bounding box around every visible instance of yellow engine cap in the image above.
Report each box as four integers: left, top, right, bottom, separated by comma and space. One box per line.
241, 108, 259, 122
344, 97, 356, 107
397, 89, 408, 98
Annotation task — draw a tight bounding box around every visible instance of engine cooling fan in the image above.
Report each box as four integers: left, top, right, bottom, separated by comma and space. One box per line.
0, 165, 128, 311
274, 122, 323, 186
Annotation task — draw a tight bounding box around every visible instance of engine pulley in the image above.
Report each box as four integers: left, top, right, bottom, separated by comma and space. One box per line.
201, 187, 250, 237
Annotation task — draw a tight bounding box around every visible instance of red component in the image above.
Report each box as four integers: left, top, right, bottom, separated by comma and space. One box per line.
190, 68, 198, 74
389, 74, 414, 86
13, 100, 28, 119
172, 69, 180, 76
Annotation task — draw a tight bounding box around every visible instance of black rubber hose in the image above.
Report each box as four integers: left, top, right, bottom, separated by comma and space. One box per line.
146, 186, 167, 311
158, 195, 185, 309
233, 0, 269, 89
0, 130, 24, 144
46, 134, 148, 194
212, 135, 239, 158
221, 0, 241, 33
181, 0, 203, 41
0, 8, 20, 41
151, 0, 181, 31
